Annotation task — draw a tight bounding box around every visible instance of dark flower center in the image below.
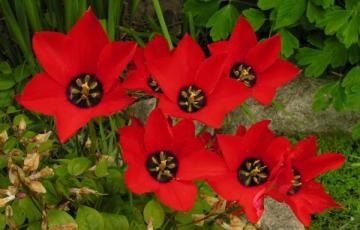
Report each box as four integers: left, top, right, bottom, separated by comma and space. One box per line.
237, 158, 269, 187
230, 63, 256, 87
146, 151, 178, 183
287, 168, 302, 195
66, 74, 103, 108
147, 76, 163, 93
177, 85, 206, 113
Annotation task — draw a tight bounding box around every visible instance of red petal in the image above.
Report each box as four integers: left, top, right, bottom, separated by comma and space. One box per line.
119, 119, 146, 164
251, 86, 276, 105
97, 42, 137, 92
236, 125, 246, 136
297, 153, 345, 181
207, 41, 229, 55
291, 136, 318, 162
144, 108, 173, 153
263, 136, 291, 172
144, 35, 171, 60
68, 9, 109, 74
125, 165, 159, 194
195, 54, 226, 94
245, 35, 281, 73
216, 135, 243, 171
91, 84, 134, 117
54, 107, 92, 143
121, 69, 150, 92
228, 16, 258, 63
16, 73, 65, 115
257, 59, 300, 88
177, 150, 228, 180
156, 181, 197, 211
207, 173, 243, 200
32, 32, 79, 86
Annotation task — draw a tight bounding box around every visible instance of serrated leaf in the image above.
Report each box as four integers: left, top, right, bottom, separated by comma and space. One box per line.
257, 0, 280, 10
306, 1, 325, 25
279, 29, 299, 57
312, 0, 335, 8
274, 0, 306, 29
143, 200, 165, 229
242, 8, 265, 31
324, 39, 348, 68
67, 157, 91, 176
206, 4, 239, 41
184, 0, 220, 26
341, 14, 360, 48
342, 66, 360, 89
319, 9, 350, 35
76, 206, 105, 230
296, 47, 332, 77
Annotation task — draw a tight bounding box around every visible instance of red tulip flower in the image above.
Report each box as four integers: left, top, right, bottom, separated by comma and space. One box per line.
207, 121, 291, 223
268, 136, 345, 227
208, 16, 300, 105
16, 9, 136, 143
122, 35, 171, 97
147, 35, 249, 128
119, 109, 227, 211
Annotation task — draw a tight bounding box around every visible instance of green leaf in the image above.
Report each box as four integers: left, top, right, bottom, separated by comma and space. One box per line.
0, 62, 11, 74
19, 197, 41, 221
312, 0, 335, 8
319, 9, 351, 35
306, 0, 325, 25
274, 0, 306, 29
242, 8, 265, 31
257, 0, 280, 10
341, 14, 360, 48
206, 4, 239, 41
342, 66, 360, 89
13, 63, 32, 83
0, 75, 15, 90
0, 215, 5, 230
348, 45, 360, 64
48, 209, 76, 229
279, 29, 299, 57
95, 160, 109, 177
12, 200, 26, 226
143, 200, 165, 229
352, 120, 360, 140
102, 213, 129, 230
184, 0, 220, 27
76, 206, 105, 230
67, 157, 91, 176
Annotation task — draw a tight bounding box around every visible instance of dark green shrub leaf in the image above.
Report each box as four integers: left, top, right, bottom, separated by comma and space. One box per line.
342, 66, 360, 89
19, 197, 42, 221
184, 0, 220, 26
279, 29, 299, 57
242, 8, 265, 31
274, 0, 306, 29
11, 200, 26, 225
257, 0, 279, 10
0, 75, 15, 90
102, 213, 129, 230
143, 200, 165, 229
76, 206, 105, 230
206, 4, 239, 41
67, 157, 92, 176
48, 209, 76, 229
312, 0, 335, 8
0, 62, 11, 74
306, 0, 325, 25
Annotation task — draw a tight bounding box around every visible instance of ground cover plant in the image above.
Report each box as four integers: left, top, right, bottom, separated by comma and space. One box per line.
0, 1, 358, 229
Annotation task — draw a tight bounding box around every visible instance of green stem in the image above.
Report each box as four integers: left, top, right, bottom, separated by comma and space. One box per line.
88, 120, 97, 154
152, 0, 174, 49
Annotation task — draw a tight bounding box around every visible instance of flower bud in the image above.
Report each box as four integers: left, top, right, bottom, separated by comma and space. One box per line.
33, 131, 52, 144
0, 130, 8, 144
23, 152, 40, 172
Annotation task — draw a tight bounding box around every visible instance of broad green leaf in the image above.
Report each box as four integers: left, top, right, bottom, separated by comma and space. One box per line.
184, 0, 220, 26
0, 75, 15, 90
143, 200, 165, 229
279, 29, 299, 57
12, 200, 26, 226
0, 62, 11, 74
42, 180, 61, 205
67, 157, 91, 176
312, 0, 335, 8
0, 215, 5, 230
102, 213, 129, 230
242, 8, 265, 31
95, 160, 109, 177
76, 206, 105, 230
352, 120, 360, 140
19, 197, 42, 221
13, 63, 32, 83
48, 209, 76, 229
274, 0, 306, 29
0, 90, 14, 107
257, 0, 280, 10
105, 168, 126, 194
206, 4, 239, 41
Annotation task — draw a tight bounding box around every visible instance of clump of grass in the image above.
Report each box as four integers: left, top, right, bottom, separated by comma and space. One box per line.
310, 133, 360, 230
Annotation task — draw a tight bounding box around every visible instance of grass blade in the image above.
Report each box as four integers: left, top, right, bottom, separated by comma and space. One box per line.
24, 0, 43, 32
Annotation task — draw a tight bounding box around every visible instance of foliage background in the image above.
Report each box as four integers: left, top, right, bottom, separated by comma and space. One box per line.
0, 0, 359, 229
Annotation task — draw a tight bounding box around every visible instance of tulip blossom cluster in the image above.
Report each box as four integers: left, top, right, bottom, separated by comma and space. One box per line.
16, 9, 345, 226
